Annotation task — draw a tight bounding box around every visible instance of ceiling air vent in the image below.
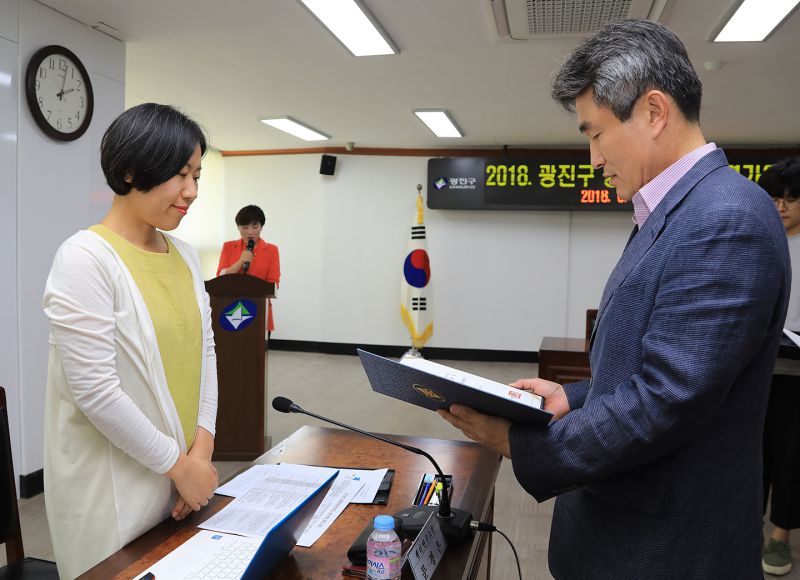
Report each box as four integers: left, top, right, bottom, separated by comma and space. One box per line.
492, 0, 674, 39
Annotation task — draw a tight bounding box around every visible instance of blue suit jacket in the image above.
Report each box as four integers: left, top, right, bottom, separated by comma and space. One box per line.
509, 149, 790, 579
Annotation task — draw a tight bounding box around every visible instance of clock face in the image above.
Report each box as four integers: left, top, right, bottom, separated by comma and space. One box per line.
25, 45, 94, 141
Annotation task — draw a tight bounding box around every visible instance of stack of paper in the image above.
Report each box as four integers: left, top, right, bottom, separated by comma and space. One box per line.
208, 464, 389, 547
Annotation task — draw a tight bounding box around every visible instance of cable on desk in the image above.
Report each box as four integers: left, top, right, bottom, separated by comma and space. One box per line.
470, 521, 522, 580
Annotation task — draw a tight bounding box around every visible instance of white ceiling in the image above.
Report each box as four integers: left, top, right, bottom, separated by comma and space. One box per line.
40, 0, 800, 151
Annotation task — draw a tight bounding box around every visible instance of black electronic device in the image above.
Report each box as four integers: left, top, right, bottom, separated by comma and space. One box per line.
426, 151, 800, 211
320, 154, 337, 175
271, 396, 473, 544
427, 156, 628, 211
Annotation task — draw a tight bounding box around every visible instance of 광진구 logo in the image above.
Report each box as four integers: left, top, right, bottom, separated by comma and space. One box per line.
413, 384, 445, 402
219, 299, 257, 332
433, 177, 448, 190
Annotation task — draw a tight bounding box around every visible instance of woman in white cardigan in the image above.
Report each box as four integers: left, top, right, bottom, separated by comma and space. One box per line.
43, 104, 218, 579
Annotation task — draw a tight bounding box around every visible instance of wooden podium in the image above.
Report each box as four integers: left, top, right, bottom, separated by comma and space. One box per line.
205, 274, 274, 460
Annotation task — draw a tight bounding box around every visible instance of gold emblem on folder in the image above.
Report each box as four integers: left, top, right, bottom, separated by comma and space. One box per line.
413, 384, 445, 402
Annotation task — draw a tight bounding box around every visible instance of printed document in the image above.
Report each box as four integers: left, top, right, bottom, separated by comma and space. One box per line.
201, 464, 338, 538
296, 477, 364, 546
217, 465, 388, 504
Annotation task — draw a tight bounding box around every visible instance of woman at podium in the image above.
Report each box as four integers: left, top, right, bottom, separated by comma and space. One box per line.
42, 104, 219, 579
217, 204, 281, 333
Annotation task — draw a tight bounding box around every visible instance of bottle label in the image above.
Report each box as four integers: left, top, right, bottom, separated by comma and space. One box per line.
367, 545, 401, 579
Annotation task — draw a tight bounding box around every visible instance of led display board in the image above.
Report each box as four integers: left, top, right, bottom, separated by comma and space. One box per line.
427, 150, 799, 210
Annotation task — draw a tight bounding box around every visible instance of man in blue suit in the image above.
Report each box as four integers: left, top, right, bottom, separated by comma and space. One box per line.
439, 19, 790, 579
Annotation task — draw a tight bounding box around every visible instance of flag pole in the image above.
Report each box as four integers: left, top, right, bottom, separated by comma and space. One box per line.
401, 183, 433, 358
404, 185, 424, 359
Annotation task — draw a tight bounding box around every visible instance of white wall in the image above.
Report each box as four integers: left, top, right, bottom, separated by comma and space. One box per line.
168, 147, 229, 279
216, 153, 631, 351
0, 0, 629, 483
0, 0, 20, 484
2, 0, 125, 480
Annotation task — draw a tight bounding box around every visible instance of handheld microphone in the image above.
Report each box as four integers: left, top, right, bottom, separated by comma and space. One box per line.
271, 396, 473, 543
242, 238, 255, 274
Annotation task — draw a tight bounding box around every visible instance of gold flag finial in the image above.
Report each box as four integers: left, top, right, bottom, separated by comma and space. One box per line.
416, 184, 424, 225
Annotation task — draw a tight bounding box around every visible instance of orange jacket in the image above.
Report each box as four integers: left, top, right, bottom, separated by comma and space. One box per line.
217, 238, 281, 331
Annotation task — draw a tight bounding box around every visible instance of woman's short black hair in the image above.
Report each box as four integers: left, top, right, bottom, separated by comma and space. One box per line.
100, 103, 207, 195
235, 205, 266, 227
759, 158, 800, 200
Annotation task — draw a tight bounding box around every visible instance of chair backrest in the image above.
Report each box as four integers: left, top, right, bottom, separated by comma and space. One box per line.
585, 309, 599, 341
0, 387, 24, 564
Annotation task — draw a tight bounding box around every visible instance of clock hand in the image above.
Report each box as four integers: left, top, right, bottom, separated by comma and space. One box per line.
61, 88, 75, 96
57, 72, 67, 100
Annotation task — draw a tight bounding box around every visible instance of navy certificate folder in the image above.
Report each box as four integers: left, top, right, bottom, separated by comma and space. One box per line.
357, 349, 552, 426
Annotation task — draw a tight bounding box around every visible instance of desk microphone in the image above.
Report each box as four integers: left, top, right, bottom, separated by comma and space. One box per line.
271, 396, 473, 543
242, 238, 255, 274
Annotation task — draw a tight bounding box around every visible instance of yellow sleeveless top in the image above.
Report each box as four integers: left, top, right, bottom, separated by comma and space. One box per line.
90, 224, 201, 447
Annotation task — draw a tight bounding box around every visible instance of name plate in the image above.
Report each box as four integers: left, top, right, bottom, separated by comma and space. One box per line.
404, 512, 447, 580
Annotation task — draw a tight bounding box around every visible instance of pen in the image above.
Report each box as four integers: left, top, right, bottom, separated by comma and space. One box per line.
423, 480, 436, 505
412, 485, 423, 506
418, 482, 431, 507
413, 473, 433, 505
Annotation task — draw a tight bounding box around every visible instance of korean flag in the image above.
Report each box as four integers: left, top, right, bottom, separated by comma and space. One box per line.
401, 191, 433, 349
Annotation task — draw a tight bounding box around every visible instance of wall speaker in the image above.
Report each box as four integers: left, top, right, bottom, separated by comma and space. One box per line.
320, 154, 337, 176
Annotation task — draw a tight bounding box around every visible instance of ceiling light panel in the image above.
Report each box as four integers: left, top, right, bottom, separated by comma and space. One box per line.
298, 0, 397, 56
260, 117, 329, 141
414, 111, 463, 138
714, 0, 800, 41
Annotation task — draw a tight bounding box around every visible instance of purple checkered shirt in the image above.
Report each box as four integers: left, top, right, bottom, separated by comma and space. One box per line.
631, 142, 717, 228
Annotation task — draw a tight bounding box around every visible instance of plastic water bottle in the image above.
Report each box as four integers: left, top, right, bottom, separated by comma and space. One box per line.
366, 514, 401, 579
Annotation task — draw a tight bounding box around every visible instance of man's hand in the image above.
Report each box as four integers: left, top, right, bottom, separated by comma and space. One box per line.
436, 405, 512, 458
510, 378, 571, 420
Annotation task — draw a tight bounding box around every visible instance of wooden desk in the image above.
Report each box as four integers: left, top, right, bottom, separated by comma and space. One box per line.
538, 336, 591, 383
79, 426, 501, 580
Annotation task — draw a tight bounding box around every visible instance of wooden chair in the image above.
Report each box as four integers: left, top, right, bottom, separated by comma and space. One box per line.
0, 387, 58, 579
585, 309, 599, 341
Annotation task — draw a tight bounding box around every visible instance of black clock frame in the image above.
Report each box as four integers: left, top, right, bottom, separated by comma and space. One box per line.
25, 45, 94, 142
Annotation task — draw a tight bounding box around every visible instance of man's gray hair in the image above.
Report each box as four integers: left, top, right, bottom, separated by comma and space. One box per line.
552, 19, 702, 123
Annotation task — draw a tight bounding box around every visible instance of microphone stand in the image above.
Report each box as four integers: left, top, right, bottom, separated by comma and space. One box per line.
273, 397, 473, 543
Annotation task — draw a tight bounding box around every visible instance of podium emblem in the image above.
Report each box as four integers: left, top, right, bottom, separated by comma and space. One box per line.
220, 299, 257, 332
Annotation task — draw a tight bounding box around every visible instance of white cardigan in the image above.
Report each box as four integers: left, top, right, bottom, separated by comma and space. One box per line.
43, 229, 218, 579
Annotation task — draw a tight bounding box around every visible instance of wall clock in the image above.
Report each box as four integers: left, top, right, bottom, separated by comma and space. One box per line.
25, 45, 94, 141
